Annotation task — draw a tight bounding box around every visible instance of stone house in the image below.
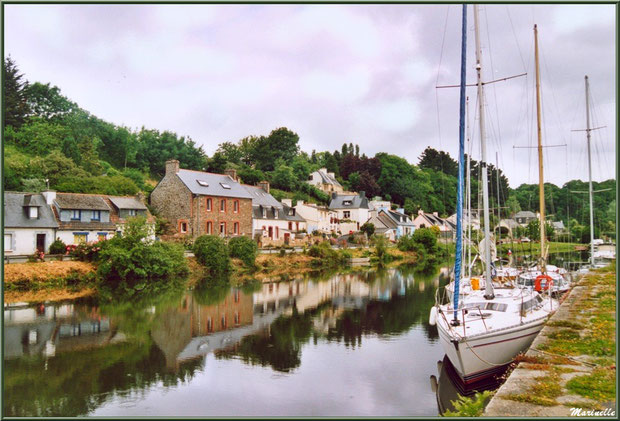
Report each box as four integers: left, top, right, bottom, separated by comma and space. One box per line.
514, 210, 537, 226
4, 191, 59, 255
307, 168, 343, 194
150, 160, 253, 239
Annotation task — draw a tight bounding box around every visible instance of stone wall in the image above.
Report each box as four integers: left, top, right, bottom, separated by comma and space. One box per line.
150, 172, 193, 235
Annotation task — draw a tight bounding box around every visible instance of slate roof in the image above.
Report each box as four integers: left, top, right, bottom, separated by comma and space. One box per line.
500, 218, 520, 229
381, 210, 415, 227
109, 196, 148, 210
22, 194, 46, 207
329, 194, 369, 210
55, 193, 110, 210
313, 169, 342, 187
242, 185, 282, 208
4, 192, 59, 229
176, 170, 253, 199
514, 210, 536, 218
417, 212, 456, 231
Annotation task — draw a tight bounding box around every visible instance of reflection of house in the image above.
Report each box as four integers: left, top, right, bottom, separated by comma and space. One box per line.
413, 210, 456, 239
4, 191, 58, 255
150, 161, 254, 239
329, 192, 370, 233
190, 289, 254, 336
307, 168, 343, 194
514, 210, 537, 226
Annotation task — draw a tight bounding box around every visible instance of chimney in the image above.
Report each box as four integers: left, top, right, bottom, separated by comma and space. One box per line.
328, 172, 335, 178
433, 211, 439, 217
258, 180, 270, 193
41, 190, 56, 206
418, 209, 424, 215
135, 191, 146, 204
319, 167, 327, 173
166, 159, 180, 176
224, 168, 237, 181
281, 198, 292, 207
331, 192, 338, 200
397, 208, 405, 214
359, 191, 365, 198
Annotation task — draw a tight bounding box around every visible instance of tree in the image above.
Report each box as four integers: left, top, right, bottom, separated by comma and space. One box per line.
418, 147, 458, 177
252, 127, 300, 171
24, 82, 77, 121
360, 222, 375, 237
3, 56, 30, 129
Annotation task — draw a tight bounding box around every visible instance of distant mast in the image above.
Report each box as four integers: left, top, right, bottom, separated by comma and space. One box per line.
534, 24, 546, 271
585, 75, 595, 266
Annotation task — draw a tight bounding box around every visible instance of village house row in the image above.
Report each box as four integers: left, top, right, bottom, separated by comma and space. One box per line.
5, 159, 555, 257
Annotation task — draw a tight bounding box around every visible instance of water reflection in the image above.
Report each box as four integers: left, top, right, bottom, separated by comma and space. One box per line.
430, 356, 505, 415
4, 264, 447, 417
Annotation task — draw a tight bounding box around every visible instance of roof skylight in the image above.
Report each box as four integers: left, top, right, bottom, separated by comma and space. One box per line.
196, 180, 209, 187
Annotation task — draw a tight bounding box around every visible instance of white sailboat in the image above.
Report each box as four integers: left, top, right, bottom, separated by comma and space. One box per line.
430, 7, 557, 384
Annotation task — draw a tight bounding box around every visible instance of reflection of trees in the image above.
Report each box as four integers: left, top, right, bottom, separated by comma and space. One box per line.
192, 276, 231, 306
215, 307, 316, 372
3, 341, 202, 417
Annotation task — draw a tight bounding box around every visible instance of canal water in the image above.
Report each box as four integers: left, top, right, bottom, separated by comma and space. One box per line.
4, 264, 453, 417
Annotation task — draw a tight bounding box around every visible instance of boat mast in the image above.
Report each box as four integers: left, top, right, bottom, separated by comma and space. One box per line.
585, 75, 595, 266
473, 4, 494, 299
452, 3, 467, 324
534, 24, 546, 271
496, 152, 502, 268
466, 96, 472, 278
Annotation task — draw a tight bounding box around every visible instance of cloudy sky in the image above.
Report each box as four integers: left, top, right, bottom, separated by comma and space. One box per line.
4, 3, 616, 188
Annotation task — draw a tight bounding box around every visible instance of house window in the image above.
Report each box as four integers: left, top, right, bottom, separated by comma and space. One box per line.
4, 233, 13, 251
275, 227, 279, 238
71, 210, 81, 221
288, 222, 292, 230
233, 200, 239, 213
219, 222, 226, 235
206, 221, 213, 234
234, 312, 240, 326
220, 199, 226, 212
233, 222, 239, 235
97, 232, 107, 242
221, 315, 227, 329
262, 208, 267, 218
128, 209, 137, 217
220, 183, 231, 189
234, 289, 240, 303
273, 207, 278, 219
206, 198, 212, 211
29, 207, 39, 219
73, 233, 88, 244
179, 221, 188, 233
207, 317, 213, 332
91, 210, 101, 221
343, 211, 351, 219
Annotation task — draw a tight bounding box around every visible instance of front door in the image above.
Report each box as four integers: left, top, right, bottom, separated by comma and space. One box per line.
36, 234, 46, 252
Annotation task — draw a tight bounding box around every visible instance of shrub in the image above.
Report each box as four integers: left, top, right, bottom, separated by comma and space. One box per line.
97, 241, 188, 292
49, 238, 67, 255
70, 241, 105, 262
371, 234, 392, 264
228, 236, 258, 267
443, 391, 494, 417
360, 222, 375, 237
193, 235, 230, 275
308, 241, 348, 266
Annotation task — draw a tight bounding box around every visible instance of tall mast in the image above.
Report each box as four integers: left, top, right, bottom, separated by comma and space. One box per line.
474, 4, 493, 299
466, 96, 472, 278
585, 75, 595, 266
534, 24, 546, 271
496, 152, 502, 268
452, 3, 467, 324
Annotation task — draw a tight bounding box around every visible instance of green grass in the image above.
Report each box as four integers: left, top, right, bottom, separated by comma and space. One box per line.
566, 368, 616, 402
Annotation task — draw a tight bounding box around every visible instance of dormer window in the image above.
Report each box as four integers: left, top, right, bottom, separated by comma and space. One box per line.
197, 180, 209, 187
262, 207, 267, 218
273, 207, 278, 219
71, 210, 81, 221
28, 207, 39, 219
220, 183, 231, 189
91, 210, 101, 221
343, 200, 352, 206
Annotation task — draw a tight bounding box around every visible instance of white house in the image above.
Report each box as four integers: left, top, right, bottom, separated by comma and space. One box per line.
4, 191, 59, 255
292, 200, 337, 234
328, 191, 371, 233
307, 168, 343, 194
242, 182, 307, 245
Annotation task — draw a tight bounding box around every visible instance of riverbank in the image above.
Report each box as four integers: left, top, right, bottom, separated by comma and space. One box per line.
484, 261, 616, 416
3, 246, 421, 303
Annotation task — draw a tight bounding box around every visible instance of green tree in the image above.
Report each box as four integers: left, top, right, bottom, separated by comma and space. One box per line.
3, 56, 30, 129
24, 81, 77, 121
251, 127, 300, 171
193, 235, 230, 275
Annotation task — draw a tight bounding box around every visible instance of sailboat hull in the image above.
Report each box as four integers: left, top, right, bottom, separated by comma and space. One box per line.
437, 316, 547, 384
